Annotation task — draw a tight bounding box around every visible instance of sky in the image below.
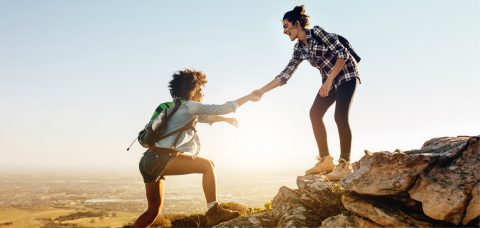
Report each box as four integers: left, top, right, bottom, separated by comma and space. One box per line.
0, 0, 479, 173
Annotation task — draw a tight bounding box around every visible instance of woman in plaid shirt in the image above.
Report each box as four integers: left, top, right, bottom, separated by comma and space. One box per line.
253, 5, 360, 181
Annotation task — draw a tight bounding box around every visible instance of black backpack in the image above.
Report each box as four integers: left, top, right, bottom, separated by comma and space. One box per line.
311, 29, 361, 63
126, 100, 196, 151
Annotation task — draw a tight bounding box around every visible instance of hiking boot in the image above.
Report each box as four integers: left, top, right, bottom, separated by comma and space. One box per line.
325, 159, 352, 181
206, 203, 240, 226
305, 155, 335, 175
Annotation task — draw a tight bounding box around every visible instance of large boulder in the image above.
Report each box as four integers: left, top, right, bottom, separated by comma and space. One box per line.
340, 135, 479, 226
342, 136, 472, 196
341, 151, 431, 195
408, 136, 480, 225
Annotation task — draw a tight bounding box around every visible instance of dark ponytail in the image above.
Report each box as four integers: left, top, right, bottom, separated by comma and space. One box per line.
283, 5, 310, 29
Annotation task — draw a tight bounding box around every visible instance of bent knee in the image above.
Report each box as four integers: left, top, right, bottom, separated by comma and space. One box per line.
310, 106, 327, 121
197, 158, 215, 172
309, 106, 316, 119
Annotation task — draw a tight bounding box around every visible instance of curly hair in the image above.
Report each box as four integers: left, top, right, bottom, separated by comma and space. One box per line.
168, 69, 208, 100
283, 5, 310, 29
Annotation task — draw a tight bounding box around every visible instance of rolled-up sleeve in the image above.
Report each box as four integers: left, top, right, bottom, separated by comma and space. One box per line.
275, 46, 303, 85
313, 26, 349, 60
186, 101, 238, 116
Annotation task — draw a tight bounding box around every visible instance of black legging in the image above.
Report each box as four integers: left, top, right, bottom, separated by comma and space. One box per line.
309, 79, 356, 161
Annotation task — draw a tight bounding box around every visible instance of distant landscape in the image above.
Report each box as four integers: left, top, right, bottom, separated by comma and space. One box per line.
0, 170, 298, 227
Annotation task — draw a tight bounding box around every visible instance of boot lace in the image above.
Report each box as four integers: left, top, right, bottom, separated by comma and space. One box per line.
338, 159, 349, 168
216, 204, 233, 213
315, 156, 326, 164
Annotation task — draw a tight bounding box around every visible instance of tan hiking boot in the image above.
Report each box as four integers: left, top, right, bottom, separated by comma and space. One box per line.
305, 155, 335, 175
206, 203, 240, 226
325, 158, 352, 181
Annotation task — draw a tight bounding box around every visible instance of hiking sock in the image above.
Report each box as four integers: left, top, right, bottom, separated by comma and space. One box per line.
207, 201, 218, 210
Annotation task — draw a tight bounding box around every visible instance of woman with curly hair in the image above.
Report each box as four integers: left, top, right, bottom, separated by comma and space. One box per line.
134, 69, 256, 227
253, 5, 360, 180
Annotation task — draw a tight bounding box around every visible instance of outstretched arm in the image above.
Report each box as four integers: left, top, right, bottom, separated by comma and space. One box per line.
234, 93, 256, 107
186, 92, 256, 116
198, 115, 238, 127
252, 47, 302, 100
252, 78, 282, 100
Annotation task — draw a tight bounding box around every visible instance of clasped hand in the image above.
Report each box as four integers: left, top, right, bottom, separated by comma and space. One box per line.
250, 90, 263, 102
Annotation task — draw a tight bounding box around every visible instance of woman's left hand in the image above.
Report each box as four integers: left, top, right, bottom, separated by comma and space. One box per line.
319, 79, 333, 97
225, 117, 238, 127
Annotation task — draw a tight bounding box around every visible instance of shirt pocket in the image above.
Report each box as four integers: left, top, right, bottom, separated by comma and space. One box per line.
309, 44, 329, 67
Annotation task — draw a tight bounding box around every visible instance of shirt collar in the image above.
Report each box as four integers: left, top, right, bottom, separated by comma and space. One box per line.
172, 97, 188, 104
298, 28, 313, 48
306, 28, 312, 40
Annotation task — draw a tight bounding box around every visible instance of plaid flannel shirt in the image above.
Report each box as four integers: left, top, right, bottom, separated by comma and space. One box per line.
275, 26, 360, 90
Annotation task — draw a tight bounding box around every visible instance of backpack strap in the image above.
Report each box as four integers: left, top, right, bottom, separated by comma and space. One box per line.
310, 28, 361, 63
155, 118, 196, 149
310, 28, 322, 45
155, 100, 197, 149
311, 28, 341, 52
152, 99, 183, 142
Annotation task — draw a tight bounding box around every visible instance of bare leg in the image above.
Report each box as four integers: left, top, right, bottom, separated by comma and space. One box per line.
133, 179, 165, 227
163, 153, 216, 203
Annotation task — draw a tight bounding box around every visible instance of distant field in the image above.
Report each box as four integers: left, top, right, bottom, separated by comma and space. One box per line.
0, 207, 72, 227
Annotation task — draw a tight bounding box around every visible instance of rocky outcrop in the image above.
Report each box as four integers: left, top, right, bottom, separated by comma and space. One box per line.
341, 150, 431, 196
215, 175, 344, 227
340, 136, 479, 226
342, 135, 479, 226
408, 136, 480, 224
216, 135, 479, 227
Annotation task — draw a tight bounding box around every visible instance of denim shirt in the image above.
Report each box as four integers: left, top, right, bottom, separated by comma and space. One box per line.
153, 100, 239, 157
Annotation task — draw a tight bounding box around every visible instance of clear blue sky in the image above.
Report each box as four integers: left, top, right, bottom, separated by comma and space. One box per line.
0, 0, 478, 172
